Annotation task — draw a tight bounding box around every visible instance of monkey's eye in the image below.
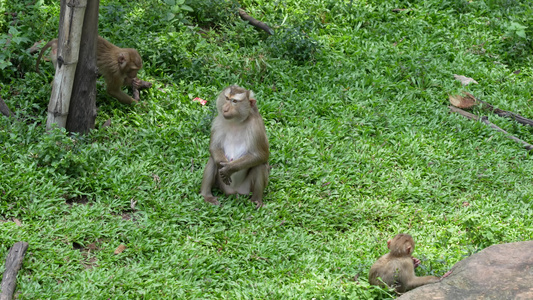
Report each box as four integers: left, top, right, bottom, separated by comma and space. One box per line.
232, 99, 238, 104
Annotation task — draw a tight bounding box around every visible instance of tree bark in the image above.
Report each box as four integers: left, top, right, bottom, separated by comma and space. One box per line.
46, 0, 87, 130
66, 0, 99, 134
0, 242, 29, 300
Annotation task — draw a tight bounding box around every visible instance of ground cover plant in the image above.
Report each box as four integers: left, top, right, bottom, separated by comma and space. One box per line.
1, 0, 533, 298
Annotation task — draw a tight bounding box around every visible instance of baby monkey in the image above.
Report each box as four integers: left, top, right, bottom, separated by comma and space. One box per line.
369, 233, 450, 293
36, 36, 143, 104
200, 85, 269, 209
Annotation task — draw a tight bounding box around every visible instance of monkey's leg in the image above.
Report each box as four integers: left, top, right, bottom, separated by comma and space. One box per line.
201, 157, 220, 206
249, 163, 269, 209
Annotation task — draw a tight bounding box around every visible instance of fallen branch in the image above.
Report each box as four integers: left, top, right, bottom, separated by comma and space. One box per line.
459, 92, 533, 127
449, 106, 533, 151
479, 116, 533, 150
1, 241, 29, 300
479, 99, 533, 127
238, 8, 274, 35
0, 95, 14, 118
449, 105, 478, 121
132, 78, 153, 102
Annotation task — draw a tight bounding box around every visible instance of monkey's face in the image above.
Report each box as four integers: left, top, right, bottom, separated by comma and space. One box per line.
126, 68, 139, 79
217, 86, 252, 121
119, 49, 142, 78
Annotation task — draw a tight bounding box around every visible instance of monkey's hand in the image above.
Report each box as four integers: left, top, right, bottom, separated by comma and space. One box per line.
218, 161, 233, 185
132, 78, 141, 89
412, 257, 421, 268
441, 270, 452, 279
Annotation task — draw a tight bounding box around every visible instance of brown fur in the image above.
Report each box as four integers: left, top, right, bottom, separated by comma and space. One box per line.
369, 234, 440, 293
35, 36, 142, 104
200, 85, 269, 209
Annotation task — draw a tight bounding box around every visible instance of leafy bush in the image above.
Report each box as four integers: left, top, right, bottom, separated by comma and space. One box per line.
186, 0, 240, 28
267, 23, 321, 62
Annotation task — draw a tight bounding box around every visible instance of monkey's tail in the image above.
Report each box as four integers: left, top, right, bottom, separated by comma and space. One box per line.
35, 40, 55, 73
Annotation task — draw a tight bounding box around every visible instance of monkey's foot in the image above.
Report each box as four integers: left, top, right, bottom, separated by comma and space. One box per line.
252, 199, 263, 209
204, 196, 220, 206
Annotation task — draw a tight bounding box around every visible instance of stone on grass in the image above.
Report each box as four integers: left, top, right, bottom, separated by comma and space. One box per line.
399, 240, 533, 300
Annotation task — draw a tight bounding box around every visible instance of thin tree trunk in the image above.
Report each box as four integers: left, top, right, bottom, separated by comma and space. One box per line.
66, 0, 99, 133
46, 0, 87, 130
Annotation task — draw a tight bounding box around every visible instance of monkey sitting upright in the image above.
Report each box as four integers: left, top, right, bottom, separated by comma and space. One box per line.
369, 233, 450, 293
36, 36, 143, 105
200, 85, 270, 209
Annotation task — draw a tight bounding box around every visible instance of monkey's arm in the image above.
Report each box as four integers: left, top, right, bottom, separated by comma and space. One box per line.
219, 152, 267, 184
404, 275, 440, 291
218, 127, 269, 176
209, 146, 229, 167
105, 77, 137, 104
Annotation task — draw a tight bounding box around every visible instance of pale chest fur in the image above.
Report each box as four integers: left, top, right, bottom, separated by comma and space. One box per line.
222, 132, 248, 161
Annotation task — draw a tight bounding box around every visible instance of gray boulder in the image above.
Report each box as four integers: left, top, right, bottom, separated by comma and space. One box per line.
398, 240, 533, 300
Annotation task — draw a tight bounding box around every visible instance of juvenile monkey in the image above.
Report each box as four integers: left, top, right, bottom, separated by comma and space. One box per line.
369, 234, 448, 293
200, 85, 269, 209
35, 36, 143, 104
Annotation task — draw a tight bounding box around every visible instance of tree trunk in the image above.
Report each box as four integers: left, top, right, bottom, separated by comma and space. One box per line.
66, 0, 99, 133
46, 0, 87, 130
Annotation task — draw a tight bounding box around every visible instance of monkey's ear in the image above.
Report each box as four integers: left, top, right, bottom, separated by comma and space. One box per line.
249, 98, 257, 107
406, 245, 412, 254
118, 53, 126, 66
387, 240, 391, 249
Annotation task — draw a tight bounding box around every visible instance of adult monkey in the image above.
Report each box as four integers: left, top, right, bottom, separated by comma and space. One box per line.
369, 234, 451, 293
200, 85, 270, 209
36, 36, 143, 104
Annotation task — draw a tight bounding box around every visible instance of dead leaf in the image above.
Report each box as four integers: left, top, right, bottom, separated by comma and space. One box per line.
114, 244, 126, 255
86, 243, 98, 251
454, 74, 478, 86
102, 118, 111, 127
130, 199, 137, 210
449, 92, 478, 109
13, 218, 22, 226
152, 173, 160, 184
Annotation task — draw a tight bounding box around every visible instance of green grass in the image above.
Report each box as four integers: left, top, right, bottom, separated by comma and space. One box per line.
1, 0, 533, 298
